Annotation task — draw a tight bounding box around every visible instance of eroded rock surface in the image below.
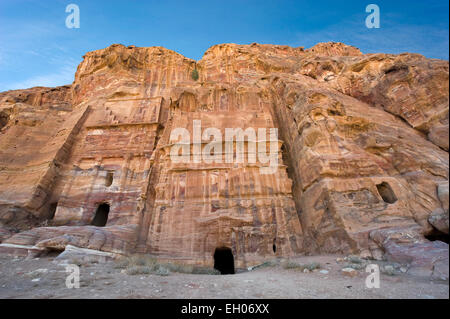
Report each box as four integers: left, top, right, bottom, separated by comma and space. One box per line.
0, 42, 448, 273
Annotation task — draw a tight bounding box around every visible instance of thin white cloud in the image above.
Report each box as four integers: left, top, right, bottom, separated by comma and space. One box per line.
1, 63, 77, 91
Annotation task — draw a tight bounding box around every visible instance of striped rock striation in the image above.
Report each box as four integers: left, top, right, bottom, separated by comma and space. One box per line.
0, 42, 448, 276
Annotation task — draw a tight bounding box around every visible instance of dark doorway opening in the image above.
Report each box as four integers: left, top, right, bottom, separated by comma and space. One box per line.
213, 247, 235, 274
48, 202, 58, 220
376, 182, 397, 204
91, 203, 110, 227
273, 238, 277, 253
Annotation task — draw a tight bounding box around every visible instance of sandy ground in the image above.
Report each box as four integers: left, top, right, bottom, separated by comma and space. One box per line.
0, 254, 448, 299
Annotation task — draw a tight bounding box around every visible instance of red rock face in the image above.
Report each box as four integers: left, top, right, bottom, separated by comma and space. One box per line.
0, 42, 448, 271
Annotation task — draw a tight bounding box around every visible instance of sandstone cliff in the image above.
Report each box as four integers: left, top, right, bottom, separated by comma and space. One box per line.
0, 42, 448, 277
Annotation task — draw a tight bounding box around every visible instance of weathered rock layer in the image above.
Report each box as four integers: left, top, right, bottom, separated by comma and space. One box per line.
0, 42, 448, 275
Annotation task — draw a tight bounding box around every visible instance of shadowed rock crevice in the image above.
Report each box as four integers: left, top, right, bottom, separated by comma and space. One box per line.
425, 229, 449, 244
48, 202, 58, 220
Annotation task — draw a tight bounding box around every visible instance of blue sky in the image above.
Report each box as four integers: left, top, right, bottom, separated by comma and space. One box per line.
0, 0, 448, 92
